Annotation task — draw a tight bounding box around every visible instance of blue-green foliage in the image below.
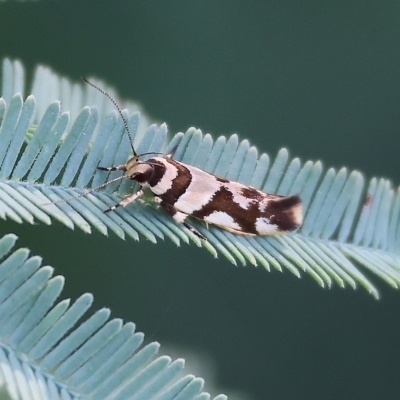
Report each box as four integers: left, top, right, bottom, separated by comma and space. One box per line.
1, 58, 400, 301
0, 233, 227, 400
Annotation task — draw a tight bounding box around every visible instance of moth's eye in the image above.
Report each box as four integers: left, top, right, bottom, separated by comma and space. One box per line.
132, 172, 149, 183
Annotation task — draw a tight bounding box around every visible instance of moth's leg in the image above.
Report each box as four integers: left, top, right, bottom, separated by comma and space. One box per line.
103, 187, 144, 213
98, 165, 127, 172
154, 197, 206, 240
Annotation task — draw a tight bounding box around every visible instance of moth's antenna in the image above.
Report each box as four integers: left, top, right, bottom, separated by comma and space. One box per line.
42, 175, 127, 207
137, 151, 164, 158
82, 77, 137, 156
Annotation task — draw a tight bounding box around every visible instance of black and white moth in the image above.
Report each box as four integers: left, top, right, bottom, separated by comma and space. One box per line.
75, 79, 303, 240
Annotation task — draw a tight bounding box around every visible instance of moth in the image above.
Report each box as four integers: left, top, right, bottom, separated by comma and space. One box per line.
64, 79, 303, 240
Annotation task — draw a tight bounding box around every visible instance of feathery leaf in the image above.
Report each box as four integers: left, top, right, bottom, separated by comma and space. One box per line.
0, 233, 227, 400
1, 58, 400, 298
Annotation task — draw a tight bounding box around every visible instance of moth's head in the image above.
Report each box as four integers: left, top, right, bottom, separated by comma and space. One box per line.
126, 156, 154, 183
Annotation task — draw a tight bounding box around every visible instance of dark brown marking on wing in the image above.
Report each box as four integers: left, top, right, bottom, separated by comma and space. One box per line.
193, 187, 302, 234
160, 159, 192, 205
240, 187, 265, 202
147, 160, 167, 187
215, 176, 230, 183
193, 187, 259, 233
267, 195, 302, 231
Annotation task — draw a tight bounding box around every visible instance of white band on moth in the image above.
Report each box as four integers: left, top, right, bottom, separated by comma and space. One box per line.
204, 211, 242, 231
152, 160, 178, 195
255, 217, 278, 235
174, 167, 222, 214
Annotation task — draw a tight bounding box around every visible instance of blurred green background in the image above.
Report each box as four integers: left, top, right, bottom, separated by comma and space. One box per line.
1, 1, 400, 399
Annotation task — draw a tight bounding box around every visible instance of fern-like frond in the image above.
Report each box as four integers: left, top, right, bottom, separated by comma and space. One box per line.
1, 58, 400, 298
0, 233, 228, 400
0, 58, 152, 143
